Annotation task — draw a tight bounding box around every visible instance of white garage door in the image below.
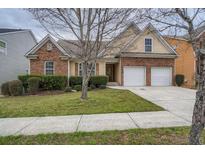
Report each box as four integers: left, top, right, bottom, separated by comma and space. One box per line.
123, 66, 146, 86
151, 67, 172, 86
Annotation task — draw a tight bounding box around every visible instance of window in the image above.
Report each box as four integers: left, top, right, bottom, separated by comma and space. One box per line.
44, 61, 54, 75
78, 63, 96, 76
0, 40, 6, 54
145, 38, 152, 52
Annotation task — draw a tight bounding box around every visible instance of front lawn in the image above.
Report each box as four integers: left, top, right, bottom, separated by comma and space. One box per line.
0, 88, 163, 118
0, 127, 204, 145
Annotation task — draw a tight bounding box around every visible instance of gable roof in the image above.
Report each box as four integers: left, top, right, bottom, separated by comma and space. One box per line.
25, 34, 71, 57
98, 22, 141, 57
58, 39, 108, 58
0, 28, 37, 44
0, 28, 24, 34
25, 23, 177, 59
120, 23, 178, 56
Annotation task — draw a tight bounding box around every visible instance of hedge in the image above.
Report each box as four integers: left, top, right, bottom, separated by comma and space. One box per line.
69, 76, 108, 87
28, 77, 41, 94
18, 75, 68, 91
18, 75, 41, 92
69, 76, 82, 88
41, 75, 67, 90
1, 82, 10, 96
8, 80, 23, 96
89, 76, 108, 87
73, 85, 82, 91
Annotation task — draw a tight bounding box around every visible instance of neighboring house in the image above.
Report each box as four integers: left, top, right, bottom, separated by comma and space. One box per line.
165, 37, 196, 88
25, 23, 178, 86
0, 29, 37, 86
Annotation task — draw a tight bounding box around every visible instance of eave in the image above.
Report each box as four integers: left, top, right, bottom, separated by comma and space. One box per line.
120, 52, 177, 59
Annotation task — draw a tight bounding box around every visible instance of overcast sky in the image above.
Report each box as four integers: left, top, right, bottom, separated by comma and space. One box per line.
0, 8, 199, 42
0, 8, 46, 41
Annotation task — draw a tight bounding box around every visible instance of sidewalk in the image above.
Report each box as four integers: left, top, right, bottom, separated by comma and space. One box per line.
0, 111, 191, 136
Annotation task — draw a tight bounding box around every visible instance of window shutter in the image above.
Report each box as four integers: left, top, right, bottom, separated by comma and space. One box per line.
96, 63, 99, 75
75, 63, 78, 76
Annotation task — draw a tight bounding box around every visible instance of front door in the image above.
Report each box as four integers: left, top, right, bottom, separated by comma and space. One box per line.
106, 64, 114, 82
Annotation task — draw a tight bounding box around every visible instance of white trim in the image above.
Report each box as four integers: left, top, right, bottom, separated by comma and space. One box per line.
44, 61, 55, 75
67, 60, 70, 78
0, 39, 7, 55
28, 60, 31, 75
25, 34, 70, 57
144, 37, 153, 52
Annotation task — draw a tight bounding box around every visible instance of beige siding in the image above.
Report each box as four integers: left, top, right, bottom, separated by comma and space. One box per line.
114, 62, 121, 84
98, 61, 106, 75
70, 60, 106, 76
70, 61, 76, 76
106, 26, 137, 56
126, 30, 170, 53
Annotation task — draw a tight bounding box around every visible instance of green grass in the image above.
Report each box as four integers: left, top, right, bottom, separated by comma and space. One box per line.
0, 89, 163, 118
0, 127, 204, 145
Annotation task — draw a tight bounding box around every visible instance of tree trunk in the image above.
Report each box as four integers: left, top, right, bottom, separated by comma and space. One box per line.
81, 62, 89, 100
189, 52, 205, 144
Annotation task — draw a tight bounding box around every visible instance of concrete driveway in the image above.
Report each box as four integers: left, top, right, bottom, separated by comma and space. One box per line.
124, 86, 196, 122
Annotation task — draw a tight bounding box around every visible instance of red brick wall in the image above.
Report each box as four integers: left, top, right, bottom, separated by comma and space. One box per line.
30, 40, 68, 76
121, 57, 175, 86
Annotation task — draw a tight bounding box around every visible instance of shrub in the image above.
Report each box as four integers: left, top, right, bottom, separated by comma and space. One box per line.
1, 82, 10, 96
88, 87, 92, 91
89, 76, 108, 87
64, 86, 72, 92
28, 77, 40, 94
18, 75, 41, 92
99, 85, 106, 89
90, 84, 96, 89
41, 75, 67, 90
18, 75, 67, 91
8, 80, 23, 96
175, 74, 185, 86
69, 76, 82, 87
73, 85, 82, 91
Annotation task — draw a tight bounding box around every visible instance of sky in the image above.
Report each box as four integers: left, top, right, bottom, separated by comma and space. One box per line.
0, 8, 46, 41
0, 8, 202, 42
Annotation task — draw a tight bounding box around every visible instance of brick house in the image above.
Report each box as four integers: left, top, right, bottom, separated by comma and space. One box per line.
25, 23, 178, 86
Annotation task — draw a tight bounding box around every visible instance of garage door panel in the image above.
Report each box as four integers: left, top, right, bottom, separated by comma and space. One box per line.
151, 67, 172, 86
124, 67, 145, 86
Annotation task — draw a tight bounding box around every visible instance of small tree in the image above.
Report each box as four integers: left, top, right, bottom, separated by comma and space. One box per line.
28, 8, 134, 100
139, 8, 205, 144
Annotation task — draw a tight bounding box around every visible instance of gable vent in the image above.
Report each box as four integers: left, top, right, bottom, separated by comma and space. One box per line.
47, 42, 53, 51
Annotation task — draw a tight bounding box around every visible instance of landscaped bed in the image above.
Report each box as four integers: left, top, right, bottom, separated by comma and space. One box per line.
0, 88, 163, 118
0, 127, 204, 145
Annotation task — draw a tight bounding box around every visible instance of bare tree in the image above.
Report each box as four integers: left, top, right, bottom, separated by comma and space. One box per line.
28, 8, 134, 99
139, 8, 205, 144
